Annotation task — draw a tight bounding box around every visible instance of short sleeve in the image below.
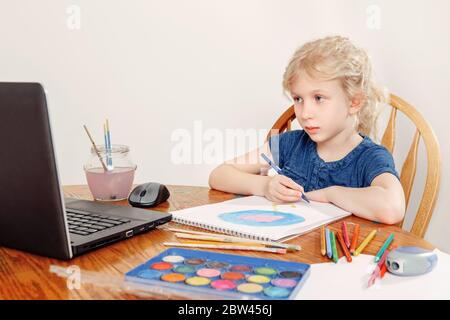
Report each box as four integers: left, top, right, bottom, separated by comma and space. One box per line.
267, 130, 301, 168
267, 134, 281, 166
362, 146, 400, 186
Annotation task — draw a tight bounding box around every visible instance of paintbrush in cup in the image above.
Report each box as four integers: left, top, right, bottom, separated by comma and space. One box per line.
83, 125, 108, 172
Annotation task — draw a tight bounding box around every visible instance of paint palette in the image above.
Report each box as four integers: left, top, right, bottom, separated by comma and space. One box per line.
125, 248, 310, 300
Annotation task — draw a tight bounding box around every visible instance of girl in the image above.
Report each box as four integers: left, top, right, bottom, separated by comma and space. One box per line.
208, 35, 405, 225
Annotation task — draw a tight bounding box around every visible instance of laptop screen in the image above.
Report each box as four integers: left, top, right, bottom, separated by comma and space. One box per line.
0, 82, 72, 259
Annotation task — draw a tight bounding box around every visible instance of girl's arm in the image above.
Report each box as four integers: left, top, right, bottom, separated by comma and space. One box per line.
208, 142, 272, 196
208, 142, 304, 202
305, 173, 405, 225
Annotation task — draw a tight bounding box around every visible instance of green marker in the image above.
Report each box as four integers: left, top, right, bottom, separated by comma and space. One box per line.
330, 231, 339, 263
374, 233, 395, 262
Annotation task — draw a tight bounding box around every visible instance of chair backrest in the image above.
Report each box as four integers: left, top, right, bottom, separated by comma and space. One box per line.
266, 94, 441, 238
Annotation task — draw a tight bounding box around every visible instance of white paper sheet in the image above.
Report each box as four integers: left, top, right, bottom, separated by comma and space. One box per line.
295, 249, 450, 299
170, 195, 351, 241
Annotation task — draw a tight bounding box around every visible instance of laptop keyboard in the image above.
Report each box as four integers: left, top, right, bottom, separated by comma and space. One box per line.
66, 211, 131, 236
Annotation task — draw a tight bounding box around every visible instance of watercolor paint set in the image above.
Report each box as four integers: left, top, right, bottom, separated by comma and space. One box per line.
125, 248, 310, 300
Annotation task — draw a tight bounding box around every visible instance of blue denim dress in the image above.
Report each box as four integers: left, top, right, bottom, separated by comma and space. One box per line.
268, 130, 399, 192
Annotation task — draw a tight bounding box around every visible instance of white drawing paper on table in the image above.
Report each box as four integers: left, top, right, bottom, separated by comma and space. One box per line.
170, 195, 351, 241
294, 249, 450, 300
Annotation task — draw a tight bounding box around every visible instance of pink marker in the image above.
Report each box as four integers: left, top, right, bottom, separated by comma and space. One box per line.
342, 222, 351, 248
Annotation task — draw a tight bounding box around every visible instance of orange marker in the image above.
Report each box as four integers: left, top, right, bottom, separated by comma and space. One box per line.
336, 231, 352, 262
320, 226, 326, 256
350, 223, 360, 255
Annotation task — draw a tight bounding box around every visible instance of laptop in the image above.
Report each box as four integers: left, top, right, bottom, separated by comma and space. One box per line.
0, 82, 172, 260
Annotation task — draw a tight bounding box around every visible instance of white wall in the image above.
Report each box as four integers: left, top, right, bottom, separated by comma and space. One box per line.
1, 0, 449, 252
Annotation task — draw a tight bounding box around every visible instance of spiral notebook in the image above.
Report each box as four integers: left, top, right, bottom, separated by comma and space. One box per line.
170, 196, 352, 241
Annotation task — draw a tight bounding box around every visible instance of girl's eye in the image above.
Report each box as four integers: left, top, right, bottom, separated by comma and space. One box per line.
293, 96, 303, 103
315, 95, 324, 103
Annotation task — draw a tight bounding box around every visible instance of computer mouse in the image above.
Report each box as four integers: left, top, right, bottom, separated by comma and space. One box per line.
128, 182, 170, 208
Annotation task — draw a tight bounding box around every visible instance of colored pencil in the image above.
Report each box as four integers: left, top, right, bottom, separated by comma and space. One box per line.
350, 223, 360, 255
179, 239, 266, 247
368, 246, 391, 287
83, 125, 108, 172
380, 263, 388, 278
260, 153, 282, 173
320, 226, 326, 256
163, 242, 287, 254
174, 233, 292, 250
374, 233, 395, 262
260, 153, 310, 203
354, 229, 377, 256
380, 245, 396, 279
342, 222, 350, 248
325, 228, 332, 259
330, 231, 338, 263
165, 227, 301, 251
336, 231, 352, 262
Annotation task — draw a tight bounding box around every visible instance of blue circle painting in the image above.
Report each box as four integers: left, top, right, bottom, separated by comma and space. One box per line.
219, 210, 304, 227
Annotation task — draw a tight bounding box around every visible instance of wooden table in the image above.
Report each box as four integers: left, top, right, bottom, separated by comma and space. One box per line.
0, 185, 434, 299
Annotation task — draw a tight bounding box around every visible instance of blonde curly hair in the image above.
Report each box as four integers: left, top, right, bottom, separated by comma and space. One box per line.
283, 35, 387, 139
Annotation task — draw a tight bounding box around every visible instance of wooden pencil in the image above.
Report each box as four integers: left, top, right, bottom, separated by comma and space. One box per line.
350, 223, 360, 255
165, 228, 301, 251
320, 226, 326, 256
336, 231, 352, 262
163, 242, 287, 254
178, 239, 266, 247
175, 233, 266, 247
380, 245, 396, 279
342, 222, 350, 248
380, 263, 388, 278
354, 229, 377, 256
330, 231, 339, 263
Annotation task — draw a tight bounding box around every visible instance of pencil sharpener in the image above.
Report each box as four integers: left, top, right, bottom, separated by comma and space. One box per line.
385, 246, 437, 276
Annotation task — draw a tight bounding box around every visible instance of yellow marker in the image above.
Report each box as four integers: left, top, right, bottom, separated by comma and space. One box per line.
320, 226, 326, 256
354, 229, 377, 256
290, 204, 296, 208
272, 203, 278, 211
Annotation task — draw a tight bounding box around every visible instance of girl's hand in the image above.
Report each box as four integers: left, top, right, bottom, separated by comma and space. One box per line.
263, 175, 305, 203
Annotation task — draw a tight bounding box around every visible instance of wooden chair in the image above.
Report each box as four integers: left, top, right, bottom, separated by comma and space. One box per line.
266, 94, 441, 238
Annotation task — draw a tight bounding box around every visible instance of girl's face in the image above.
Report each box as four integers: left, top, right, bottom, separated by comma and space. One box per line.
290, 72, 358, 144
